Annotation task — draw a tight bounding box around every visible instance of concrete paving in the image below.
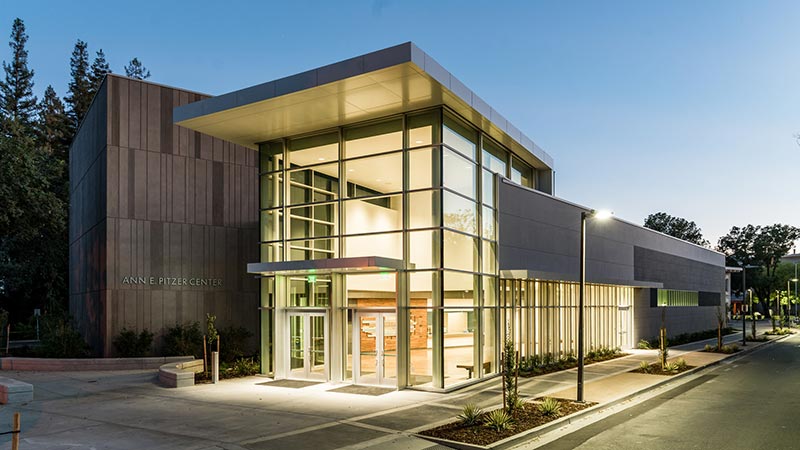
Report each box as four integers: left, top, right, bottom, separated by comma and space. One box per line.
534, 332, 800, 450
0, 328, 780, 449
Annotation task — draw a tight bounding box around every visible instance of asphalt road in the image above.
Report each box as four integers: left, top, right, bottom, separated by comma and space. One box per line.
538, 333, 800, 450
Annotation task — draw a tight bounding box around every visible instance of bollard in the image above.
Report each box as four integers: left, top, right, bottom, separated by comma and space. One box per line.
212, 351, 219, 384
12, 412, 19, 450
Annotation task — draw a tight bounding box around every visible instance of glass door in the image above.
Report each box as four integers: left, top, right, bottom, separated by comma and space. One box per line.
287, 312, 328, 381
354, 312, 397, 387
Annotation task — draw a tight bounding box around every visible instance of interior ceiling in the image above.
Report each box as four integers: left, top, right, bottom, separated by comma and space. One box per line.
289, 133, 413, 194
176, 62, 550, 170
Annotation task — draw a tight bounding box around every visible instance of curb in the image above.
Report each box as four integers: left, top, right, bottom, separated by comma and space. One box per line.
416, 334, 790, 450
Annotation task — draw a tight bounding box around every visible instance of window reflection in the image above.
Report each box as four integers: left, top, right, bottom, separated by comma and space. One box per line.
443, 115, 476, 160
443, 191, 477, 235
443, 148, 476, 198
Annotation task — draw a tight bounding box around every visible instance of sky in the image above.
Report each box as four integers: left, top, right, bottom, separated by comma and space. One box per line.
2, 0, 799, 248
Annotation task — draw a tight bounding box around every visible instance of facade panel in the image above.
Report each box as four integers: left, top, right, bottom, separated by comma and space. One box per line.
69, 75, 259, 356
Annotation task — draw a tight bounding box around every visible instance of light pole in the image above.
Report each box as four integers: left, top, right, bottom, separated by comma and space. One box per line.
788, 278, 798, 322
741, 268, 746, 346
735, 262, 759, 345
578, 209, 612, 403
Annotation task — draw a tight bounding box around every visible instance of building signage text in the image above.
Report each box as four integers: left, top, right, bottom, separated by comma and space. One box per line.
121, 276, 223, 288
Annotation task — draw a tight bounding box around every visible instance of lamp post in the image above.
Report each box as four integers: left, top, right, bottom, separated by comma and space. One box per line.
734, 262, 759, 345
578, 209, 612, 403
741, 268, 746, 346
788, 278, 798, 322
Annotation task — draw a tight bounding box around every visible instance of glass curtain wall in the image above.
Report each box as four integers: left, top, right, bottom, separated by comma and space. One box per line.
258, 107, 532, 389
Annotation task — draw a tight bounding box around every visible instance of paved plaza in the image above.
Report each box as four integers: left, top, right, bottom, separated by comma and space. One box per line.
0, 328, 772, 449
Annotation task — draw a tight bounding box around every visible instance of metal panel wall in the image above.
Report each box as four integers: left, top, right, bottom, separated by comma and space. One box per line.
69, 75, 259, 356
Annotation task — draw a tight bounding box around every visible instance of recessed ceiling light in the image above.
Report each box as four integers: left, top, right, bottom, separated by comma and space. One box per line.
376, 178, 382, 182
348, 169, 355, 172
415, 140, 423, 144
318, 157, 326, 161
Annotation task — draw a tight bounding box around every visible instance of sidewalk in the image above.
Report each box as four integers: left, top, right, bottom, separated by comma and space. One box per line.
2, 329, 782, 450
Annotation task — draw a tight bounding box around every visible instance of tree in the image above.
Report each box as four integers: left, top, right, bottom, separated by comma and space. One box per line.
37, 86, 70, 159
65, 40, 91, 131
717, 224, 800, 315
0, 131, 68, 319
644, 212, 709, 246
124, 57, 150, 80
36, 85, 70, 201
88, 49, 111, 96
0, 18, 37, 136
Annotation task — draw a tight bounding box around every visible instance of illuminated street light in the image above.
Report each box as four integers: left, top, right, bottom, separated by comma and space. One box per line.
578, 209, 612, 403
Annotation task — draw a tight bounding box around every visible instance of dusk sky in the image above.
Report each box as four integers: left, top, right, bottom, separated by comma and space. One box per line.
3, 0, 799, 248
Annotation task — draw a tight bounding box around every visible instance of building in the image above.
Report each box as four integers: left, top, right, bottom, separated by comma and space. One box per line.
70, 42, 725, 391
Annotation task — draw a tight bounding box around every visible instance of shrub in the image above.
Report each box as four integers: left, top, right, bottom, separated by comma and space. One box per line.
637, 339, 652, 350
663, 362, 679, 373
674, 358, 687, 370
229, 357, 260, 377
219, 325, 253, 363
703, 344, 715, 352
458, 403, 485, 426
639, 361, 651, 373
113, 328, 153, 357
37, 311, 90, 358
537, 397, 562, 417
163, 322, 203, 357
502, 336, 519, 412
765, 327, 794, 336
484, 408, 514, 432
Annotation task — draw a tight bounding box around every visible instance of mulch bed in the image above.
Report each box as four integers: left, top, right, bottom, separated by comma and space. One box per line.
519, 353, 629, 378
631, 362, 694, 376
419, 398, 595, 446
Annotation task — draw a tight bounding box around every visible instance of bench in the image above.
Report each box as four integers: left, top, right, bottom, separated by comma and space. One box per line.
0, 376, 33, 404
456, 362, 492, 378
158, 359, 204, 388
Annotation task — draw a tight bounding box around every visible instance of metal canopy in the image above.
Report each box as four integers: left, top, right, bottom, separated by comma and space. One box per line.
173, 42, 553, 171
247, 256, 406, 276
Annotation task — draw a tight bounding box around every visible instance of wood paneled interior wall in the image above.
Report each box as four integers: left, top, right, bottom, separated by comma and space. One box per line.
69, 75, 259, 356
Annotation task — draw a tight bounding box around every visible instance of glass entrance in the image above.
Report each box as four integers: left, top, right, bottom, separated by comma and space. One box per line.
354, 312, 397, 386
288, 312, 327, 380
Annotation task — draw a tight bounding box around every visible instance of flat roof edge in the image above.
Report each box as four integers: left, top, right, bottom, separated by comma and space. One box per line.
499, 269, 663, 288
173, 42, 554, 169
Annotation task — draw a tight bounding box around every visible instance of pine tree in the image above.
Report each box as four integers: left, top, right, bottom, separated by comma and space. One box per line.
124, 57, 150, 80
88, 49, 111, 96
65, 40, 91, 131
37, 85, 70, 162
0, 18, 37, 137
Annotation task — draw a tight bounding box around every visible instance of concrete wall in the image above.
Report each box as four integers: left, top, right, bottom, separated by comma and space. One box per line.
69, 75, 259, 356
497, 179, 726, 340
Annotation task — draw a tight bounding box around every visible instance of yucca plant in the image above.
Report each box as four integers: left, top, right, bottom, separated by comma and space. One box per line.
639, 361, 651, 373
484, 408, 514, 431
457, 403, 485, 426
674, 358, 687, 370
537, 397, 562, 417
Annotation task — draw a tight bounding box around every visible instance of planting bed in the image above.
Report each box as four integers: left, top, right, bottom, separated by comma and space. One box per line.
420, 398, 595, 446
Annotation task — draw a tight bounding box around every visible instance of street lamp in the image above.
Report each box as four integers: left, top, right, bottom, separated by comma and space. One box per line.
788, 278, 798, 322
733, 261, 759, 345
578, 209, 612, 403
